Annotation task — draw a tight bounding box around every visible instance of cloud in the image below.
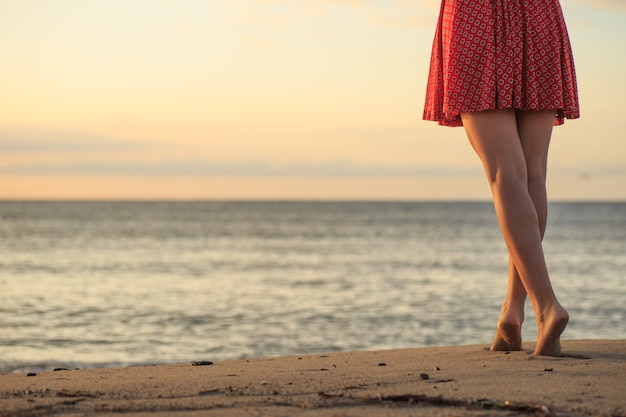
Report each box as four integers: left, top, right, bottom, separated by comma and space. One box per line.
573, 0, 626, 11
228, 0, 438, 31
302, 0, 365, 5
366, 0, 439, 28
0, 128, 152, 152
3, 158, 623, 178
0, 159, 478, 177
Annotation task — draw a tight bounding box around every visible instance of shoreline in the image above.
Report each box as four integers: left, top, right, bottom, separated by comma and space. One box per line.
1, 339, 624, 417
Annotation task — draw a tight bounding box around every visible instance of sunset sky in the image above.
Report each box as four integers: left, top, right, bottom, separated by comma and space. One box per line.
1, 0, 625, 200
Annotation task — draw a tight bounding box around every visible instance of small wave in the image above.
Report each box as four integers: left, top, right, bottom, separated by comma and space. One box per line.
0, 360, 168, 375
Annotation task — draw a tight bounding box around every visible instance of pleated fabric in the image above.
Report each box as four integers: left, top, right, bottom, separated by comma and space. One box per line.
423, 0, 580, 127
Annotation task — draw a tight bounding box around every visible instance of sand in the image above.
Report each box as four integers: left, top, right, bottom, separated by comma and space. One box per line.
1, 339, 624, 417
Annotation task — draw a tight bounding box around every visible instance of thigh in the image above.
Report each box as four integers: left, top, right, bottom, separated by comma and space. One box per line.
516, 110, 555, 179
461, 109, 526, 182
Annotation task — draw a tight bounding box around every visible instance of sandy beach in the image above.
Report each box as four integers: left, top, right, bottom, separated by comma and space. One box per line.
1, 339, 624, 417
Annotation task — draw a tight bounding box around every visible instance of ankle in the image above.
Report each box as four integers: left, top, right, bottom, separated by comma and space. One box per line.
500, 301, 525, 322
535, 303, 568, 326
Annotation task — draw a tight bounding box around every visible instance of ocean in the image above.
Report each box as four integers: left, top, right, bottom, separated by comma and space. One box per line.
1, 201, 624, 373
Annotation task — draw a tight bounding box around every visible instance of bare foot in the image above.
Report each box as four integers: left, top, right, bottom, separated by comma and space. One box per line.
533, 304, 569, 356
491, 320, 523, 351
491, 304, 524, 351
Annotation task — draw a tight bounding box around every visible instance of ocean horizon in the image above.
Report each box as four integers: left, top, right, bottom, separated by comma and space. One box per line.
1, 200, 624, 373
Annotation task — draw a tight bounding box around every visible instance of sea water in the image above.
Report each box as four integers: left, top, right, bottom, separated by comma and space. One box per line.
0, 201, 624, 373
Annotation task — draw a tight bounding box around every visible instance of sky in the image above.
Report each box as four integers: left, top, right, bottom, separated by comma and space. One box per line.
1, 0, 625, 200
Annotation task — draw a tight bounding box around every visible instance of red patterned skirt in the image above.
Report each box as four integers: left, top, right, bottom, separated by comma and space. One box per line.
423, 0, 580, 127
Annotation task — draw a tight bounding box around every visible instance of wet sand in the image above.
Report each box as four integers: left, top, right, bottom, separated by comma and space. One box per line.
1, 339, 624, 417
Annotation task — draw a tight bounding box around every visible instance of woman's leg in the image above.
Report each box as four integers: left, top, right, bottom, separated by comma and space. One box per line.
491, 258, 527, 351
492, 110, 553, 351
461, 109, 568, 356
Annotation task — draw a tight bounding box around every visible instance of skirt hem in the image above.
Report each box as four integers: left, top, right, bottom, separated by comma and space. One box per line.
423, 106, 580, 128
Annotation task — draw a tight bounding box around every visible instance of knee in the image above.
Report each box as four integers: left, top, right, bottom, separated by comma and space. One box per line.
485, 165, 528, 190
526, 165, 547, 189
